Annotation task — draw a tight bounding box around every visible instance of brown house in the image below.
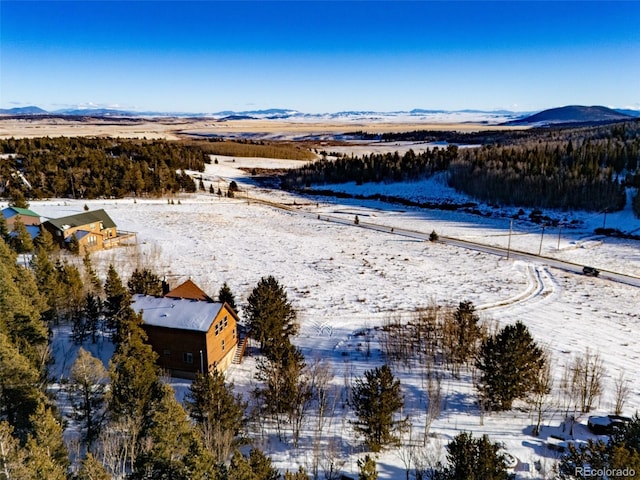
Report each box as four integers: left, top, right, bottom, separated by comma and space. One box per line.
131, 290, 240, 378
2, 206, 41, 229
2, 206, 42, 240
42, 209, 118, 253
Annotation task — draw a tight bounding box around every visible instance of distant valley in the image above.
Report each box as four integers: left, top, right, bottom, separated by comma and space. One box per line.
2, 104, 639, 125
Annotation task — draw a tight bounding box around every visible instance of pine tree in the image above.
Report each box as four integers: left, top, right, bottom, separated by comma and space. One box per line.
24, 402, 69, 479
82, 251, 102, 293
448, 301, 482, 374
0, 215, 11, 245
104, 264, 133, 345
229, 448, 280, 480
107, 317, 164, 474
476, 321, 545, 411
218, 282, 237, 311
128, 267, 163, 296
30, 246, 64, 324
0, 421, 29, 479
8, 190, 29, 209
443, 432, 513, 480
284, 467, 309, 480
180, 436, 222, 480
0, 333, 47, 438
58, 261, 87, 340
76, 453, 111, 480
9, 217, 34, 257
68, 232, 80, 254
131, 384, 195, 479
70, 348, 108, 449
185, 370, 246, 462
33, 228, 56, 255
83, 292, 103, 344
351, 364, 405, 452
108, 319, 161, 423
246, 276, 297, 358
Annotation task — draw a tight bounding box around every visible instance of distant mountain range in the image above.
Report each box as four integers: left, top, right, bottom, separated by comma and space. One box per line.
1, 105, 638, 125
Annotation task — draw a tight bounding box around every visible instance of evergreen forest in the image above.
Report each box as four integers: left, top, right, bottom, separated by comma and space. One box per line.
0, 137, 206, 199
283, 121, 640, 213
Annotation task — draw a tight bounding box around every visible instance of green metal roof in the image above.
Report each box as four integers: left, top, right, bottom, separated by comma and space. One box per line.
44, 209, 116, 231
2, 206, 41, 218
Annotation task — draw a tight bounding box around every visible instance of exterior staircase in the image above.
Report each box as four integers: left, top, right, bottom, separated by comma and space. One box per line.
233, 327, 248, 364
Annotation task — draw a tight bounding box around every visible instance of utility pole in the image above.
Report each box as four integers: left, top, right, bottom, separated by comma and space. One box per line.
538, 224, 546, 256
506, 219, 513, 260
557, 223, 562, 251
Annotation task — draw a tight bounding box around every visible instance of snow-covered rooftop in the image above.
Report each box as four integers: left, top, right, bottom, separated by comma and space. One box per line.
131, 294, 224, 332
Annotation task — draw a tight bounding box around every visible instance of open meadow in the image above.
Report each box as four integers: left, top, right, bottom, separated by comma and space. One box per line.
27, 143, 640, 479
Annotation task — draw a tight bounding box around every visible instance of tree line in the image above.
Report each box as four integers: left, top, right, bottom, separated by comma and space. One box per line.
283, 121, 640, 213
0, 136, 205, 199
447, 138, 630, 211
188, 138, 316, 161
281, 145, 459, 188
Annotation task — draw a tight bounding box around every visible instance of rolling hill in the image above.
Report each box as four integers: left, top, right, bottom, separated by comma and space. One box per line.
508, 105, 634, 126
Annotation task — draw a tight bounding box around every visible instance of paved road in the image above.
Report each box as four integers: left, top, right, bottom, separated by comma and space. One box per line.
248, 194, 640, 289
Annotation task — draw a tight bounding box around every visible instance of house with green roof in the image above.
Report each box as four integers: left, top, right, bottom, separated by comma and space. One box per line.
42, 209, 118, 253
2, 206, 41, 229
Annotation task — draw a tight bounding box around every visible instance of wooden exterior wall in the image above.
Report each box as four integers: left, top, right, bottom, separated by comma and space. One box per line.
6, 214, 40, 228
142, 325, 208, 377
205, 305, 238, 370
44, 223, 117, 251
142, 303, 239, 378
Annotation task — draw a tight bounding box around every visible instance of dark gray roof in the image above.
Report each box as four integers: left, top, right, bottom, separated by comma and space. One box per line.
45, 209, 116, 231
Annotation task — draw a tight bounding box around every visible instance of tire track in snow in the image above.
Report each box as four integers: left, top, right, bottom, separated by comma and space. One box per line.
478, 262, 556, 313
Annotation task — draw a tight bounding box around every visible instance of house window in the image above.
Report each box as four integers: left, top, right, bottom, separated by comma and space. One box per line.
183, 352, 193, 364
233, 328, 236, 338
221, 339, 225, 351
215, 322, 220, 336
163, 349, 171, 356
223, 316, 228, 328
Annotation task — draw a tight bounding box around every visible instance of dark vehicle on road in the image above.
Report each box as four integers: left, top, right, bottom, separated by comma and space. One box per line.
583, 266, 600, 277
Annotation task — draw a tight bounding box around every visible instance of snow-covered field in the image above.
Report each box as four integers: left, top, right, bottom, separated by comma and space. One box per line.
31, 154, 640, 479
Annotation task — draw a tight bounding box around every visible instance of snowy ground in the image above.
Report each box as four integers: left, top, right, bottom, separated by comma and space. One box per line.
30, 154, 640, 479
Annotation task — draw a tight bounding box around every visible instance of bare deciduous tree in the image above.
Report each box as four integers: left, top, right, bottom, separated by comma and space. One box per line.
530, 349, 553, 436
423, 370, 442, 444
571, 349, 606, 413
613, 370, 630, 415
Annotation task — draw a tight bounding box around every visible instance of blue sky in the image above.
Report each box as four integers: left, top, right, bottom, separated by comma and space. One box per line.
1, 1, 639, 113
